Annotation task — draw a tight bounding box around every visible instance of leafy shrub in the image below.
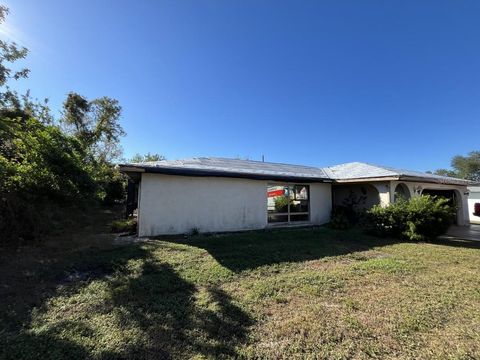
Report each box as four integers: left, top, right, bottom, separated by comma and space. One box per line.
0, 101, 127, 245
330, 206, 352, 229
365, 195, 455, 241
330, 206, 367, 230
110, 218, 137, 233
330, 190, 368, 229
274, 196, 290, 212
97, 167, 126, 205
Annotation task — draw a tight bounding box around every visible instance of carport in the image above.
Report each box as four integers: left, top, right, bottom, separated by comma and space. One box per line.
421, 189, 462, 224
327, 162, 471, 226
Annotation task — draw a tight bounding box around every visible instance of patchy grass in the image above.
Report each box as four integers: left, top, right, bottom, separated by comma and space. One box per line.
110, 217, 137, 233
1, 227, 479, 359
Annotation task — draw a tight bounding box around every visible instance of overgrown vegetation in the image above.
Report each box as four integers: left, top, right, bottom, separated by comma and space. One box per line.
1, 226, 479, 359
0, 6, 128, 245
330, 190, 367, 229
366, 195, 455, 241
110, 217, 137, 233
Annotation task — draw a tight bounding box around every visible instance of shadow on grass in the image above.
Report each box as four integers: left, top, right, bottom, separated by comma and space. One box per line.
0, 244, 252, 359
174, 226, 480, 273
2, 321, 94, 360
100, 259, 252, 359
174, 227, 398, 272
3, 226, 475, 359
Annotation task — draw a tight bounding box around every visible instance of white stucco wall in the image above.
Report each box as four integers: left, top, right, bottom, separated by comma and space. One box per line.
309, 182, 333, 225
138, 173, 332, 236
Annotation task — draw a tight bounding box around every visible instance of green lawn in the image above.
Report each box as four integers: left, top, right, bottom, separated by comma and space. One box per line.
1, 227, 479, 359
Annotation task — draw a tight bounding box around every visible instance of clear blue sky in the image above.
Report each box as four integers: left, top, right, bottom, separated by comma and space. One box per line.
3, 0, 480, 171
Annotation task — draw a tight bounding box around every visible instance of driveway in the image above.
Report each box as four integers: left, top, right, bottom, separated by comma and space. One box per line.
440, 224, 480, 241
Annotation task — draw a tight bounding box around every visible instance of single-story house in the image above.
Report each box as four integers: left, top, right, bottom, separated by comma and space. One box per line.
119, 157, 472, 237
468, 186, 480, 224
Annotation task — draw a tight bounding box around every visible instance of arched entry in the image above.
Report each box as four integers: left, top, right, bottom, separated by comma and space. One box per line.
421, 189, 463, 225
394, 183, 410, 202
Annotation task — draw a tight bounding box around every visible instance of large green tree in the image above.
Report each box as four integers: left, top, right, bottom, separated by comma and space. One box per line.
62, 92, 124, 163
433, 151, 480, 181
0, 6, 128, 244
0, 6, 29, 108
61, 92, 126, 205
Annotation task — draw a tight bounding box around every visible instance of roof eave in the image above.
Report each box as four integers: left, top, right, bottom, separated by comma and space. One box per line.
333, 175, 470, 186
333, 176, 400, 183
118, 165, 145, 173
398, 175, 471, 186
118, 164, 331, 183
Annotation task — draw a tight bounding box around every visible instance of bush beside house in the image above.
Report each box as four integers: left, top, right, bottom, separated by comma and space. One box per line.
365, 195, 455, 241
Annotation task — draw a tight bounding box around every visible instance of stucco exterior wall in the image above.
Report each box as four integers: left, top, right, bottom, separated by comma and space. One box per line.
371, 182, 391, 207
309, 182, 333, 225
138, 174, 268, 236
138, 173, 332, 236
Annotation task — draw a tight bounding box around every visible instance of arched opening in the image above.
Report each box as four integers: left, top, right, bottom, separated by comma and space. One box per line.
421, 189, 463, 225
332, 183, 380, 210
394, 183, 410, 202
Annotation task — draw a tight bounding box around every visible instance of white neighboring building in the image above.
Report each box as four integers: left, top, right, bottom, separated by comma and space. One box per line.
120, 157, 473, 237
468, 186, 480, 224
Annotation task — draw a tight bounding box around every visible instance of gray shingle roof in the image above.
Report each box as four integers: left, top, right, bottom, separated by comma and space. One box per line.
120, 157, 471, 185
327, 162, 471, 185
121, 157, 331, 181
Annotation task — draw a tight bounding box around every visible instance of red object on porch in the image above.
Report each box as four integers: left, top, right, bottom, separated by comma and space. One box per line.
474, 203, 480, 216
267, 189, 284, 198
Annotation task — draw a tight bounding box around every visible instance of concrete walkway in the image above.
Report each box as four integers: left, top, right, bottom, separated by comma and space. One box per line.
441, 224, 480, 241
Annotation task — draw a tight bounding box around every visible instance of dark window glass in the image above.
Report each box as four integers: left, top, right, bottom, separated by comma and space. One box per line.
290, 213, 309, 222
268, 214, 289, 223
267, 184, 310, 223
289, 185, 309, 214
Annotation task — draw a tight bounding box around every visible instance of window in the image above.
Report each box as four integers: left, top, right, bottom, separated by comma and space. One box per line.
267, 184, 310, 223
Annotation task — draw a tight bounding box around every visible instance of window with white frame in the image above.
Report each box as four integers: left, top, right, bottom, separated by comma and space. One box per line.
267, 184, 310, 223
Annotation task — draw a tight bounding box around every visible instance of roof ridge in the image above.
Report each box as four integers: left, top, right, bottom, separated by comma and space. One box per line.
194, 156, 324, 169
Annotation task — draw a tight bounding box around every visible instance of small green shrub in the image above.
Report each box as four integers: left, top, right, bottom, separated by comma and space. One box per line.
365, 195, 455, 241
330, 206, 353, 229
330, 190, 368, 229
274, 196, 290, 212
110, 218, 137, 233
100, 170, 127, 205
